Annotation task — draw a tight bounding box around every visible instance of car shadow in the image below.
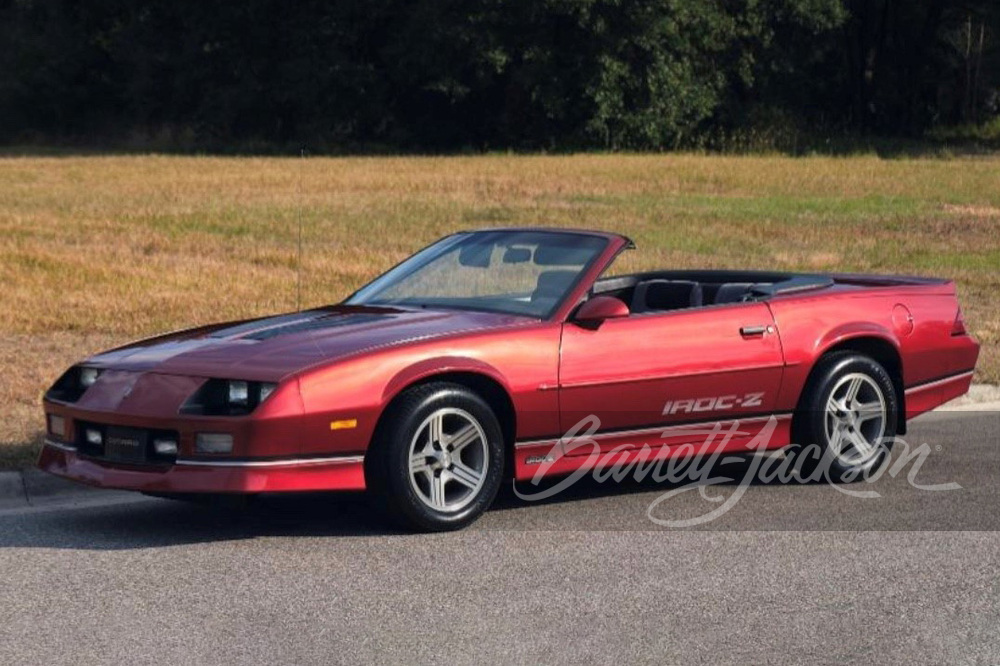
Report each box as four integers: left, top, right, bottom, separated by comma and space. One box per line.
0, 492, 401, 551
492, 451, 803, 510
0, 453, 803, 551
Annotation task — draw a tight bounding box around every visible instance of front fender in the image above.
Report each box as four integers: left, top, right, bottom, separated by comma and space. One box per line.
381, 356, 512, 404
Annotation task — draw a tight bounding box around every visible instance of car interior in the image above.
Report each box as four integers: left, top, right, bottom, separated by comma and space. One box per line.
588, 270, 833, 316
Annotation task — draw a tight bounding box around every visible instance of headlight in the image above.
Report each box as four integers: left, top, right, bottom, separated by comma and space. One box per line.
225, 380, 275, 408
180, 379, 278, 416
44, 365, 103, 403
153, 438, 179, 456
228, 381, 250, 405
79, 367, 101, 387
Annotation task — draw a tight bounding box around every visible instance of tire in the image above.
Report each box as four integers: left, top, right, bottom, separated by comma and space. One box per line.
793, 352, 898, 483
365, 382, 505, 532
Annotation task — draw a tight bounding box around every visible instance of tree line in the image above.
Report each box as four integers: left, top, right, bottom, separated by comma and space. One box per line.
1, 0, 997, 151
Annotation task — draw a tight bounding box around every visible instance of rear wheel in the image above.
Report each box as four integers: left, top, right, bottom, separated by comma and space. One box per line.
366, 383, 504, 532
794, 352, 898, 482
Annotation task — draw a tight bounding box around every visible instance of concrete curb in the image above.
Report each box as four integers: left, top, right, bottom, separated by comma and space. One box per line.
1, 383, 997, 510
0, 472, 26, 510
933, 400, 1000, 413
0, 468, 133, 511
935, 383, 1000, 410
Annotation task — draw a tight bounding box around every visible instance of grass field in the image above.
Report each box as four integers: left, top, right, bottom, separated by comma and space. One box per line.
2, 153, 998, 468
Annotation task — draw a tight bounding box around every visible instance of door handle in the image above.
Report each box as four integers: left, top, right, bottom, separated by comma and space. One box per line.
740, 325, 771, 337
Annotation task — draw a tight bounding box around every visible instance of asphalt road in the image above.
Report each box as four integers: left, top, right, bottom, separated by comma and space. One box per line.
0, 411, 997, 665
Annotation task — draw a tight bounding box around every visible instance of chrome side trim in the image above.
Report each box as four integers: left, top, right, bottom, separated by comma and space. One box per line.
44, 439, 77, 453
514, 413, 792, 449
174, 454, 365, 468
904, 370, 975, 395
44, 438, 363, 468
558, 365, 786, 390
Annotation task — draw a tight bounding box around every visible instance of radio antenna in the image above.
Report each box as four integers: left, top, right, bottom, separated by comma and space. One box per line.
296, 147, 305, 311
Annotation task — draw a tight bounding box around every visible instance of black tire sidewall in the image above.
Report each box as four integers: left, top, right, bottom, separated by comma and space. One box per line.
369, 383, 505, 532
796, 353, 898, 480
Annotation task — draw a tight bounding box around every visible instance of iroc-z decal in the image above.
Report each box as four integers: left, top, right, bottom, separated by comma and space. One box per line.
662, 392, 765, 415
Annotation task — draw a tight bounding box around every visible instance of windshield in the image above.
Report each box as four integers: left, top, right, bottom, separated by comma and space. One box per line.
346, 230, 608, 318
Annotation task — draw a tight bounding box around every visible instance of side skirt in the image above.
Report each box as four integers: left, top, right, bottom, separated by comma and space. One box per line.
513, 414, 792, 482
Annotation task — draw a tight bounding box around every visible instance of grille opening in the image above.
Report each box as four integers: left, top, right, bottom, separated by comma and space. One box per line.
75, 421, 179, 466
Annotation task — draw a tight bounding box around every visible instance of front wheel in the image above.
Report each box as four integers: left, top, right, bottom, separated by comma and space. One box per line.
365, 383, 505, 532
794, 352, 898, 482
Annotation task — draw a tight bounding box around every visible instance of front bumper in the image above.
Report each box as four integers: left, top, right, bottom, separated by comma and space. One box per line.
38, 440, 366, 494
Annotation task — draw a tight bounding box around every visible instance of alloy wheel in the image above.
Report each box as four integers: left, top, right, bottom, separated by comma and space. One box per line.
407, 407, 489, 512
823, 372, 888, 467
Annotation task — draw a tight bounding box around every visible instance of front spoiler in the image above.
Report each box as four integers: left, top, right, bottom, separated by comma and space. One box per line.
38, 441, 367, 494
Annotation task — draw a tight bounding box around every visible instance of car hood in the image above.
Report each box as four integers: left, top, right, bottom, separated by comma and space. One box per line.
85, 305, 533, 380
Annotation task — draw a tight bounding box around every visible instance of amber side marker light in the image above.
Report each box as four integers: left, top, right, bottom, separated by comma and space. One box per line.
330, 419, 358, 431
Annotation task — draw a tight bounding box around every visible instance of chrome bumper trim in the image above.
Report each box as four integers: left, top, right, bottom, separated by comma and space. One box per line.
174, 455, 365, 468
904, 370, 975, 395
45, 438, 363, 468
44, 439, 77, 453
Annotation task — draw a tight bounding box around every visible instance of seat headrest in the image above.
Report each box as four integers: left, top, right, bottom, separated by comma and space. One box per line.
532, 270, 578, 299
632, 280, 702, 313
714, 282, 753, 304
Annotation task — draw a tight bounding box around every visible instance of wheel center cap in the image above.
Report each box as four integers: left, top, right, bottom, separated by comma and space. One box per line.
430, 450, 450, 469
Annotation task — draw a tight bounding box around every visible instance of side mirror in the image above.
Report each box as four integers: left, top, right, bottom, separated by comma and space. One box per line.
574, 295, 629, 325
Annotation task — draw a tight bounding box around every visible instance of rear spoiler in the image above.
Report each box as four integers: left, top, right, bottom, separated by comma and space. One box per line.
753, 273, 952, 299
827, 273, 951, 288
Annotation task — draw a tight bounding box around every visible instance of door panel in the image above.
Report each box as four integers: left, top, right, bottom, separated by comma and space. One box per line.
558, 302, 785, 454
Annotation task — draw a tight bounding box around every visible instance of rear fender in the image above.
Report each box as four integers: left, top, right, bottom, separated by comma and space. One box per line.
814, 322, 900, 359
808, 323, 906, 433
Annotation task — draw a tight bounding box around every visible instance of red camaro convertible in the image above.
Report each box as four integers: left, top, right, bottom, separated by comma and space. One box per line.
40, 229, 979, 530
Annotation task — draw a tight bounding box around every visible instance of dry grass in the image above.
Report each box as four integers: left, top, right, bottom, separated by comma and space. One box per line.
2, 153, 998, 467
